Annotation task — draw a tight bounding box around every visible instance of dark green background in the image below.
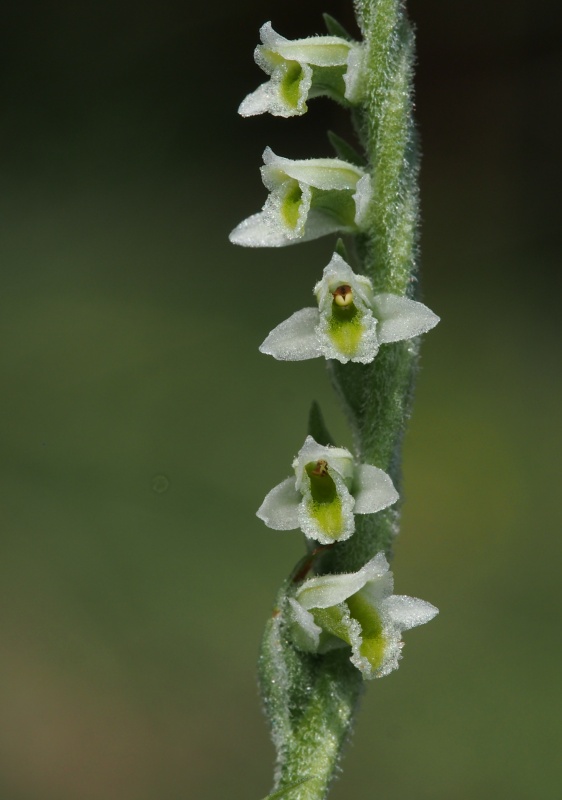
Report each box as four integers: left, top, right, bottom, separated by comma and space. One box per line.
0, 1, 560, 798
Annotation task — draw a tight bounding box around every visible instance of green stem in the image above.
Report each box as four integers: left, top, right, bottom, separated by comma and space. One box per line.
258, 2, 421, 797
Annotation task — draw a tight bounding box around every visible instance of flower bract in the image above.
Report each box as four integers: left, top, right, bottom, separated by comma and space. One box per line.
259, 253, 440, 363
288, 552, 438, 678
256, 435, 398, 544
229, 149, 371, 248
238, 22, 365, 118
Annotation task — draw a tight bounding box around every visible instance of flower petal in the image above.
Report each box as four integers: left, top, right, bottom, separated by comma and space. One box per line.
229, 212, 293, 248
260, 21, 352, 67
238, 82, 278, 118
295, 570, 372, 610
256, 477, 300, 530
229, 208, 345, 248
373, 294, 440, 344
353, 463, 399, 514
383, 595, 439, 630
262, 148, 365, 191
259, 308, 322, 361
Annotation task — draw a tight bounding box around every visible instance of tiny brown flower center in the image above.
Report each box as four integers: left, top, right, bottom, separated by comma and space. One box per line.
332, 285, 353, 308
310, 459, 329, 478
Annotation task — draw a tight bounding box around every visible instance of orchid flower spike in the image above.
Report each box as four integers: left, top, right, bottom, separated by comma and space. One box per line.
257, 435, 398, 544
229, 149, 371, 248
288, 552, 438, 679
239, 22, 365, 118
260, 253, 440, 363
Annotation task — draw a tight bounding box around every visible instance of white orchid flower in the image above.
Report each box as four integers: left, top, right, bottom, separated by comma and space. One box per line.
259, 253, 440, 363
229, 149, 372, 248
239, 22, 365, 118
288, 552, 438, 679
257, 436, 398, 545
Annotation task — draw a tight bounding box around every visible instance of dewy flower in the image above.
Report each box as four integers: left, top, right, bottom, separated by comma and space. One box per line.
260, 253, 440, 363
257, 435, 398, 545
229, 149, 371, 248
239, 21, 365, 118
288, 552, 438, 679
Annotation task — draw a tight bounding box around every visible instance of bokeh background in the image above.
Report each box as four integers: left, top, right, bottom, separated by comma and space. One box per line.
0, 1, 560, 798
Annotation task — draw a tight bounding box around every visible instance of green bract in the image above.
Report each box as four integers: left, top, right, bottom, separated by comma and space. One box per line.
239, 22, 365, 118
288, 552, 438, 678
229, 149, 372, 248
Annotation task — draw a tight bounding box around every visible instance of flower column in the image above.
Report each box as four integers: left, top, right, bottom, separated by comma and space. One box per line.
229, 5, 439, 800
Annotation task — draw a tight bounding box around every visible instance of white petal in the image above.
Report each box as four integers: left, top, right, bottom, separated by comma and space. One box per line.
353, 463, 399, 514
373, 294, 440, 343
229, 212, 293, 248
256, 477, 300, 530
383, 595, 439, 631
287, 598, 322, 652
295, 570, 372, 610
259, 308, 322, 361
272, 37, 351, 67
262, 148, 364, 191
257, 23, 353, 68
229, 208, 346, 248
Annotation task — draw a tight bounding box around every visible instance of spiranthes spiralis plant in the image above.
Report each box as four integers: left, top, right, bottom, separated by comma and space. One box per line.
230, 2, 440, 798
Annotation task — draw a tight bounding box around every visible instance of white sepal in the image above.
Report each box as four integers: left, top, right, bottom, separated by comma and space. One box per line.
256, 477, 300, 530
352, 464, 399, 514
229, 209, 344, 248
259, 308, 322, 361
373, 294, 440, 344
382, 595, 439, 630
295, 568, 372, 611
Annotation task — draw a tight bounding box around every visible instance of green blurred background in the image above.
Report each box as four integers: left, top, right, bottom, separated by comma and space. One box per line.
0, 1, 560, 798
